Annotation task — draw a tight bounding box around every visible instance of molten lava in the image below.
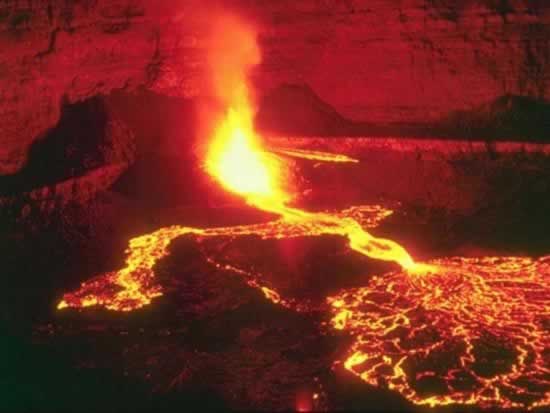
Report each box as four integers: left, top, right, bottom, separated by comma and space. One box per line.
205, 106, 289, 206
270, 147, 359, 163
57, 12, 549, 411
329, 257, 550, 409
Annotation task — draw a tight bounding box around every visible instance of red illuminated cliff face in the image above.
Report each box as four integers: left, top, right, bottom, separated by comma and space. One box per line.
1, 0, 550, 174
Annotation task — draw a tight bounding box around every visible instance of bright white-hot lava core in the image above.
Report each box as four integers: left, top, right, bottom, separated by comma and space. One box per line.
58, 13, 549, 410
206, 106, 288, 205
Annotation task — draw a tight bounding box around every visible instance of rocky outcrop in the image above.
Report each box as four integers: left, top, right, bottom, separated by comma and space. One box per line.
441, 94, 550, 140
0, 97, 135, 228
0, 163, 126, 230
1, 0, 550, 174
0, 96, 135, 193
256, 84, 352, 136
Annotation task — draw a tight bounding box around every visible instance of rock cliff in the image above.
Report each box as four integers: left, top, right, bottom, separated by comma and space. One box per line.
1, 0, 549, 174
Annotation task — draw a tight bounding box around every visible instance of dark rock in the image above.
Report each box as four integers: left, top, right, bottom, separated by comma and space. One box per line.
256, 84, 352, 136
441, 95, 550, 140
0, 97, 135, 231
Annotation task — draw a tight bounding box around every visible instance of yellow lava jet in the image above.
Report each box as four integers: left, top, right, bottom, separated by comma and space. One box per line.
205, 106, 289, 207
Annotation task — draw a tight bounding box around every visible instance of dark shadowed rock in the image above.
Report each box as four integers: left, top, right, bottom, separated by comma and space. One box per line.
441, 95, 550, 140
256, 84, 352, 136
0, 97, 135, 230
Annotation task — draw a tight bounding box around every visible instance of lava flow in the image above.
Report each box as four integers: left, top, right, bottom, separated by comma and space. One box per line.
269, 147, 359, 163
329, 256, 549, 409
57, 13, 549, 411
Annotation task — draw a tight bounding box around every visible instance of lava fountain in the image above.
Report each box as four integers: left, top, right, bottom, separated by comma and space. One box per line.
203, 13, 288, 207
57, 12, 549, 411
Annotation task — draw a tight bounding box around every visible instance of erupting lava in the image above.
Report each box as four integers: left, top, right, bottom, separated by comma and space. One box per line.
57, 13, 549, 411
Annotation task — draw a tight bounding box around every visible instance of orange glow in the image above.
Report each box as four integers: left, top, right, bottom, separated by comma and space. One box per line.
56, 12, 549, 411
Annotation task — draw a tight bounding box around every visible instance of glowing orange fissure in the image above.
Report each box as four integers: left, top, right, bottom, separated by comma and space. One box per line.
57, 14, 549, 410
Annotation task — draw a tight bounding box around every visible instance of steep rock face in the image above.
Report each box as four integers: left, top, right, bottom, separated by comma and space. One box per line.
0, 0, 157, 174
257, 0, 550, 124
1, 0, 550, 174
257, 86, 550, 140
